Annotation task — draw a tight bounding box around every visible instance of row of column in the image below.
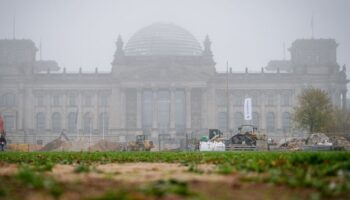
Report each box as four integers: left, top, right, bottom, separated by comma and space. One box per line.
121, 88, 193, 130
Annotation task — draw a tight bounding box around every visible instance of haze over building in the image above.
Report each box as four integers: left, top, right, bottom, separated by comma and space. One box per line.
0, 23, 348, 146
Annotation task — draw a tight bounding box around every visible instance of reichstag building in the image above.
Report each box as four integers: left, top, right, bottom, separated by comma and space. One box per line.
0, 23, 348, 145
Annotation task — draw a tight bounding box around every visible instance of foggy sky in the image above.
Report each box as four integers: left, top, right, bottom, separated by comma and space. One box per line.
0, 0, 349, 77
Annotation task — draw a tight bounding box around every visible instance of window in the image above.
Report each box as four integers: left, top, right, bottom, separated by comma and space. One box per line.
234, 112, 243, 130
266, 112, 275, 132
251, 94, 258, 106
83, 113, 93, 134
4, 115, 15, 132
125, 90, 137, 128
216, 91, 226, 106
252, 112, 259, 128
53, 95, 60, 106
36, 112, 46, 131
281, 94, 291, 106
217, 112, 227, 130
100, 95, 108, 106
69, 95, 76, 106
67, 112, 77, 132
233, 94, 243, 106
51, 112, 61, 133
37, 95, 44, 106
98, 112, 109, 134
158, 90, 170, 129
266, 94, 275, 106
84, 95, 92, 106
282, 112, 291, 132
175, 90, 186, 131
142, 90, 153, 129
2, 93, 16, 106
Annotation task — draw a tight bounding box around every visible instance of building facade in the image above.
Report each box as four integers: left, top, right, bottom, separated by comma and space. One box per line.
0, 23, 348, 146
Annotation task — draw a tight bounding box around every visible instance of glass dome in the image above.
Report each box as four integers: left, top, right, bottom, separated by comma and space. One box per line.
124, 23, 202, 56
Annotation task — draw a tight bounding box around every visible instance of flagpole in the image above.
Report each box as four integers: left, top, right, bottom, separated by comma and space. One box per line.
226, 61, 229, 132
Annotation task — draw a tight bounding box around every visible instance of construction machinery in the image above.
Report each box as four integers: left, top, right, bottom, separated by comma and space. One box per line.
229, 125, 258, 146
226, 125, 268, 151
199, 129, 226, 151
127, 135, 154, 151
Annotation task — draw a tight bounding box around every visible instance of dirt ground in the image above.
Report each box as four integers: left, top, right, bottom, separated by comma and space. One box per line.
0, 162, 343, 200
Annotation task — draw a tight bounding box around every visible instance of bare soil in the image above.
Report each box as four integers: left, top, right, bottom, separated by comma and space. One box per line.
0, 163, 341, 200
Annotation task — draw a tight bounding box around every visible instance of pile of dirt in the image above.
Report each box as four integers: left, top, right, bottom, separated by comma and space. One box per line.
329, 136, 350, 150
40, 137, 92, 151
40, 137, 67, 151
278, 137, 306, 151
306, 133, 330, 145
88, 140, 123, 151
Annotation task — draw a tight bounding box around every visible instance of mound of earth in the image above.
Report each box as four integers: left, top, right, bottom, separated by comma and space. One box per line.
305, 133, 330, 145
278, 137, 306, 151
40, 137, 67, 151
40, 137, 92, 151
88, 140, 123, 151
329, 136, 350, 150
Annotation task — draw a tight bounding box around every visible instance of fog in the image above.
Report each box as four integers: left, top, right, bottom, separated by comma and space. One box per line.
0, 0, 349, 74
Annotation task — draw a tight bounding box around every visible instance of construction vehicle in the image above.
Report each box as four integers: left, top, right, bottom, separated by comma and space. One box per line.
199, 129, 226, 151
230, 125, 258, 145
225, 125, 268, 151
127, 135, 154, 151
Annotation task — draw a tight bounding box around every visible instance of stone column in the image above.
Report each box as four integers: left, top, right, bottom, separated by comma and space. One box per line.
137, 89, 142, 129
170, 88, 175, 129
342, 90, 347, 111
152, 88, 158, 129
228, 93, 233, 130
120, 89, 126, 129
201, 88, 208, 130
186, 88, 191, 129
260, 92, 266, 132
276, 92, 282, 132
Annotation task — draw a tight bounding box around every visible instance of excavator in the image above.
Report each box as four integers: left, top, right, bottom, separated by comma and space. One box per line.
229, 125, 258, 146
127, 135, 154, 151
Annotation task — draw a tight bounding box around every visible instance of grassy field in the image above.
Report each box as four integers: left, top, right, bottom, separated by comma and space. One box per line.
0, 151, 350, 200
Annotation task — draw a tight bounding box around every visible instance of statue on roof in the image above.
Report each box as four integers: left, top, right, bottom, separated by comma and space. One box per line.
203, 35, 212, 56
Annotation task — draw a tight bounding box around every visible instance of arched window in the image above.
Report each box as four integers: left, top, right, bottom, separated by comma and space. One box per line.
234, 112, 244, 130
217, 112, 227, 130
36, 112, 46, 131
67, 112, 77, 132
282, 112, 291, 132
266, 112, 275, 132
51, 112, 61, 133
252, 112, 259, 128
98, 112, 109, 134
83, 112, 93, 134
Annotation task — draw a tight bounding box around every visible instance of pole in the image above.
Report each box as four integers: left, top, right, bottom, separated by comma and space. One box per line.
226, 61, 229, 132
13, 14, 16, 39
102, 109, 105, 140
89, 117, 92, 148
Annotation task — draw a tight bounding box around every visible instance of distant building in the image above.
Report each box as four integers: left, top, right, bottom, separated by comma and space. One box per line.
0, 23, 348, 145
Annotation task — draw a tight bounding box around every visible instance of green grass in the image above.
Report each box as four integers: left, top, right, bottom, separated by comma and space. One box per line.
0, 151, 350, 197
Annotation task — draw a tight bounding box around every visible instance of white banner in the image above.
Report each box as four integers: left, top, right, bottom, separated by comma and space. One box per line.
244, 98, 252, 120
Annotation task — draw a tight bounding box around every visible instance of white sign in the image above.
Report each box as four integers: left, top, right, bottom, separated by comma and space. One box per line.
244, 98, 252, 120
